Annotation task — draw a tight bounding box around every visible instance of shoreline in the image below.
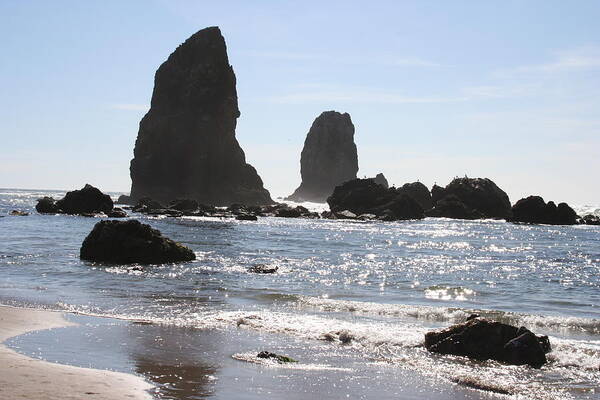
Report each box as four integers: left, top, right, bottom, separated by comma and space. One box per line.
0, 305, 153, 400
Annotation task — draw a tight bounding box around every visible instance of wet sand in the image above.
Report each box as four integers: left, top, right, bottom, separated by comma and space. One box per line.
5, 311, 489, 400
0, 305, 152, 400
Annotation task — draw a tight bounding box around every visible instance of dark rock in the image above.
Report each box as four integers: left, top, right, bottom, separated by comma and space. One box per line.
581, 214, 600, 225
398, 182, 432, 210
425, 194, 484, 219
116, 194, 131, 204
168, 199, 199, 212
327, 179, 424, 221
256, 351, 297, 363
427, 177, 511, 220
321, 210, 335, 219
372, 173, 389, 189
466, 313, 480, 321
425, 318, 550, 368
36, 185, 113, 215
227, 203, 248, 215
275, 205, 308, 218
132, 198, 164, 213
148, 209, 183, 218
9, 210, 29, 216
248, 264, 278, 273
80, 219, 195, 264
510, 196, 579, 225
35, 196, 58, 213
106, 208, 127, 218
55, 184, 113, 214
129, 26, 272, 206
431, 184, 445, 204
236, 214, 257, 221
503, 330, 547, 368
285, 111, 358, 203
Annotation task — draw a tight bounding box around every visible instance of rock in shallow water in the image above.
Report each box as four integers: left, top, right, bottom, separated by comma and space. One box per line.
247, 264, 278, 273
256, 351, 297, 363
427, 177, 511, 220
35, 184, 113, 215
9, 210, 29, 216
424, 318, 550, 368
80, 220, 195, 264
327, 178, 424, 221
509, 195, 579, 225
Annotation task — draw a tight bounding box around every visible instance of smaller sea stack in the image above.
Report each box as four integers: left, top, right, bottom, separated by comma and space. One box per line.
286, 111, 358, 203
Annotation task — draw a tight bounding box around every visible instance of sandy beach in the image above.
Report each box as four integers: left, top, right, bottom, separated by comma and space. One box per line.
0, 305, 152, 400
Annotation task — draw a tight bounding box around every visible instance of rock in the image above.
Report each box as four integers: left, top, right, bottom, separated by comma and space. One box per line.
256, 351, 297, 363
132, 198, 164, 213
227, 203, 248, 215
275, 205, 307, 218
248, 264, 278, 273
398, 182, 432, 210
116, 194, 131, 204
372, 173, 389, 189
168, 199, 199, 212
581, 214, 600, 225
510, 196, 579, 225
285, 111, 358, 203
327, 179, 424, 221
35, 196, 58, 213
106, 208, 127, 218
80, 219, 195, 264
357, 213, 377, 220
319, 330, 354, 344
56, 184, 113, 214
9, 210, 29, 216
335, 210, 357, 219
236, 214, 258, 221
426, 194, 484, 219
148, 209, 183, 218
129, 26, 272, 206
503, 329, 547, 368
425, 318, 550, 368
431, 184, 445, 204
426, 177, 511, 220
35, 185, 113, 215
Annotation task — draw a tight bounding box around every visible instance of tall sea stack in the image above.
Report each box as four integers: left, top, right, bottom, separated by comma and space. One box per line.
286, 111, 358, 202
129, 27, 272, 206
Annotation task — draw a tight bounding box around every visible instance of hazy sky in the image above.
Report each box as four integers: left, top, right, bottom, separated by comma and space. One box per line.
2, 1, 600, 204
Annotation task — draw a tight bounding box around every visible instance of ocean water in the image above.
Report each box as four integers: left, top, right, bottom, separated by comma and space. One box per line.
1, 188, 599, 399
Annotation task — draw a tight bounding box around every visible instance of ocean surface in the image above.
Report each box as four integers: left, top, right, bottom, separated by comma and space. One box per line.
1, 188, 599, 400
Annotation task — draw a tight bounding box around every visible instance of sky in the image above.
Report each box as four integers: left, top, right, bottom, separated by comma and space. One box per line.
1, 0, 600, 205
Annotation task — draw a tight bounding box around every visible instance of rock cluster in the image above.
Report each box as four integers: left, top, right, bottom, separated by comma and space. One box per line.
286, 111, 358, 203
509, 196, 579, 225
427, 177, 511, 219
80, 219, 195, 264
327, 179, 425, 221
35, 184, 117, 216
425, 318, 551, 368
581, 214, 600, 225
129, 26, 272, 206
256, 351, 297, 363
130, 197, 319, 219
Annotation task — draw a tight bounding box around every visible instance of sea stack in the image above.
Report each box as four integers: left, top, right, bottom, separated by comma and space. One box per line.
286, 111, 358, 202
129, 27, 272, 206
